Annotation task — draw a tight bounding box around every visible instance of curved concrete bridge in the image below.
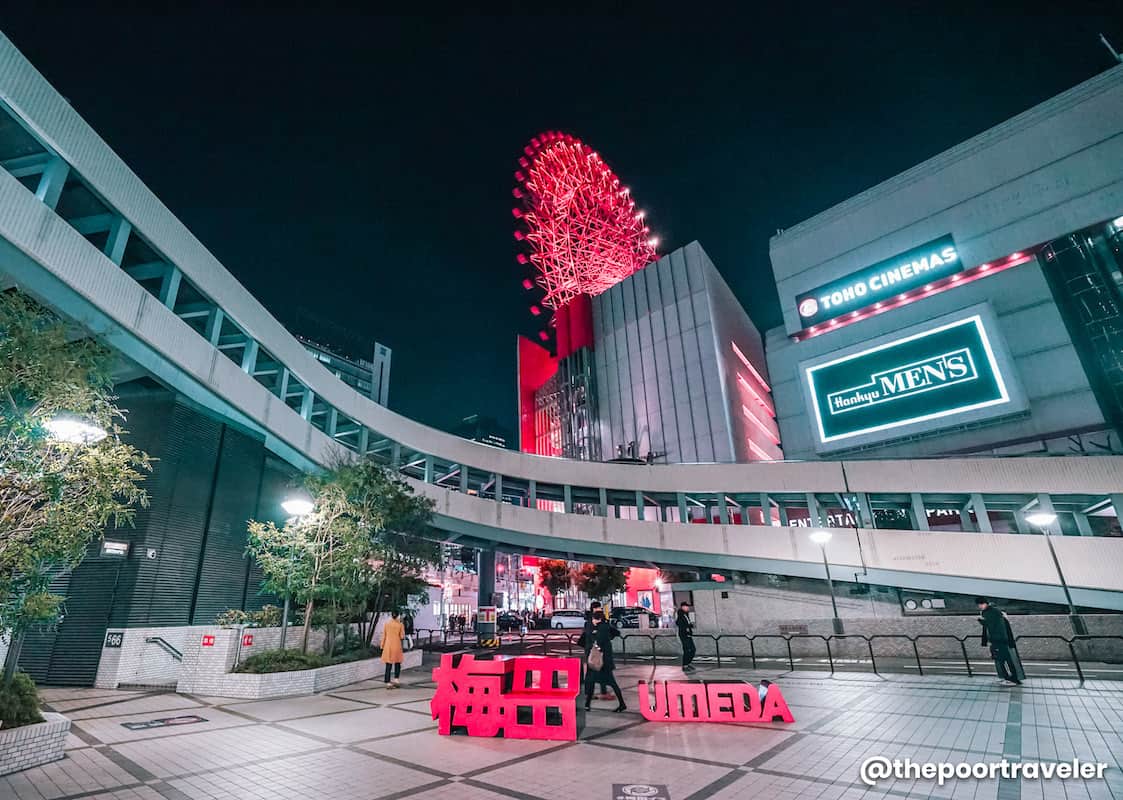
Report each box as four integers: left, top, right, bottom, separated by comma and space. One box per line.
1, 34, 1122, 609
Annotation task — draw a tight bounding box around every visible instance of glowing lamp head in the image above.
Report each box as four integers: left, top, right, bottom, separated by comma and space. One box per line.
809, 531, 833, 545
282, 498, 315, 517
1025, 511, 1057, 527
44, 417, 108, 445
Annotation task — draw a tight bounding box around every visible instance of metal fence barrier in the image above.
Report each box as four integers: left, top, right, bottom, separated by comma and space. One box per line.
409, 628, 1123, 685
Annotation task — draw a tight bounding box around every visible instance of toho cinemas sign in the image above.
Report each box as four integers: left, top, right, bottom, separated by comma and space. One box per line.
796, 234, 961, 327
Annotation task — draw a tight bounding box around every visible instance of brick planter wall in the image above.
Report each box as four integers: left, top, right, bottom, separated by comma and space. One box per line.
0, 713, 70, 776
176, 627, 423, 699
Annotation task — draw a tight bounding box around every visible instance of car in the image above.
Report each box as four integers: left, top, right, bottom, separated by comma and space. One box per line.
549, 609, 586, 629
615, 611, 655, 629
616, 610, 660, 628
497, 612, 524, 632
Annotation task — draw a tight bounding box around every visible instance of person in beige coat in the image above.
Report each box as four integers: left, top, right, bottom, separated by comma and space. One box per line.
381, 610, 406, 689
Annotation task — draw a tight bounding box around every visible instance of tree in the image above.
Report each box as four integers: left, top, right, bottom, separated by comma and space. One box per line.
537, 559, 572, 609
246, 459, 437, 654
0, 291, 150, 688
574, 564, 628, 601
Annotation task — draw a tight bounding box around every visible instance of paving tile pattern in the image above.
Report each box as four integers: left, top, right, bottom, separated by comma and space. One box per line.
0, 664, 1117, 800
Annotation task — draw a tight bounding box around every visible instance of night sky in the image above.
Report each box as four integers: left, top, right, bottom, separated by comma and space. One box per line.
3, 7, 1120, 434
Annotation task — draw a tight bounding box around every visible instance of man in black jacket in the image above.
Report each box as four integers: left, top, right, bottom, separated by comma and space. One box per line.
977, 597, 1022, 685
676, 602, 696, 672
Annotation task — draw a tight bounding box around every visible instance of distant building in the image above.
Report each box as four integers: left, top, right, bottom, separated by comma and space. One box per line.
299, 336, 391, 406
453, 413, 514, 450
518, 241, 780, 465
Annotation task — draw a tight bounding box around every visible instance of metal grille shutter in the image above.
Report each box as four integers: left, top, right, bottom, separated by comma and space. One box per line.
191, 427, 265, 623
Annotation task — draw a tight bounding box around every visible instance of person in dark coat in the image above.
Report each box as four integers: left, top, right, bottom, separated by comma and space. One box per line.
976, 597, 1023, 685
676, 602, 697, 672
579, 610, 626, 712
583, 601, 609, 698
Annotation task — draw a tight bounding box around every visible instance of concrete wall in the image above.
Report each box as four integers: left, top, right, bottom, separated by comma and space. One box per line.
175, 626, 422, 699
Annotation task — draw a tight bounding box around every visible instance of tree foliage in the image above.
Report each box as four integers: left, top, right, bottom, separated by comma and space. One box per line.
537, 559, 572, 605
0, 291, 150, 687
574, 563, 628, 600
246, 459, 438, 654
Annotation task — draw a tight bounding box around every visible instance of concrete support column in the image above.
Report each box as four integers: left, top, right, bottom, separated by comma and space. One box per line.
598, 487, 607, 517
855, 492, 875, 529
563, 484, 573, 514
390, 442, 401, 469
676, 492, 688, 524
717, 495, 730, 525
459, 465, 469, 493
1074, 513, 1094, 536
758, 493, 772, 526
477, 550, 496, 609
969, 495, 992, 532
423, 456, 434, 483
635, 491, 645, 521
910, 493, 929, 531
104, 216, 131, 265
35, 156, 69, 209
805, 493, 823, 527
158, 267, 182, 309
493, 473, 503, 500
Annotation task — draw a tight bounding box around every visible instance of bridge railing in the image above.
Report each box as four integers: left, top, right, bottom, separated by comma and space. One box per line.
410, 629, 1123, 685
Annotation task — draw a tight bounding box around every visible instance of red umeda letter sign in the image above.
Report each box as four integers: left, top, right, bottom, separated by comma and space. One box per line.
638, 681, 794, 724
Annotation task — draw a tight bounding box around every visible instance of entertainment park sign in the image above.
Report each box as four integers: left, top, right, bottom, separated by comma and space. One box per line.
796, 234, 961, 328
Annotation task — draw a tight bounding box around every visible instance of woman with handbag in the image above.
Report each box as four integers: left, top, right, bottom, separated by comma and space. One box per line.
581, 610, 627, 712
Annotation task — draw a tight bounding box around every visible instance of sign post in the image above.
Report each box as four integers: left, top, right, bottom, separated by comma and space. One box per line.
477, 605, 498, 648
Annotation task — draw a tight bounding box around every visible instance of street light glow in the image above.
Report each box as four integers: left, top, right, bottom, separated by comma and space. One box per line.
281, 498, 314, 516
44, 417, 108, 445
809, 530, 833, 545
1025, 511, 1057, 527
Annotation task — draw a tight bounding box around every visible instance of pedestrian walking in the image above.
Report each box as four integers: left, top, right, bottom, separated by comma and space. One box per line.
676, 601, 696, 672
381, 610, 406, 689
976, 597, 1023, 685
579, 610, 627, 712
583, 601, 610, 698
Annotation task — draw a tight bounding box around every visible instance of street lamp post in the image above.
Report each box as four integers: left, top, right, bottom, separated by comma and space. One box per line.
279, 497, 314, 650
1024, 510, 1087, 635
810, 531, 844, 635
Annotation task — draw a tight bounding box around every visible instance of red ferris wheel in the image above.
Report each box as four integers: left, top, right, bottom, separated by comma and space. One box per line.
513, 131, 658, 316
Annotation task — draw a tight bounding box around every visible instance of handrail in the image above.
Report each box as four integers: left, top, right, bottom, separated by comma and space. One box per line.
411, 629, 1123, 686
144, 636, 183, 662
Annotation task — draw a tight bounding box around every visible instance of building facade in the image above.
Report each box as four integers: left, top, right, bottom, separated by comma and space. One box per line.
299, 336, 392, 407
766, 63, 1123, 460
518, 241, 780, 466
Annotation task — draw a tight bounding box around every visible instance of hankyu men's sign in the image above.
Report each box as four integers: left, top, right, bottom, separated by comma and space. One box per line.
806, 313, 1014, 447
796, 234, 960, 327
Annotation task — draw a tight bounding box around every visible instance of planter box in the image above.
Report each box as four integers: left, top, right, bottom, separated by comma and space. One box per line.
180, 649, 423, 700
0, 712, 70, 776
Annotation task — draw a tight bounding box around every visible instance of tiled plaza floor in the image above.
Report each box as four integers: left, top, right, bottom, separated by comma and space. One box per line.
5, 662, 1121, 800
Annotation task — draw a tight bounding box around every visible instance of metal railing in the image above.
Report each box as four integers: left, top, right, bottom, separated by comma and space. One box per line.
411, 628, 1123, 685
144, 636, 183, 662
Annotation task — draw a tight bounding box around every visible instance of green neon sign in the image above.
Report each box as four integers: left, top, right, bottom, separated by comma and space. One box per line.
796, 234, 960, 327
806, 314, 1012, 445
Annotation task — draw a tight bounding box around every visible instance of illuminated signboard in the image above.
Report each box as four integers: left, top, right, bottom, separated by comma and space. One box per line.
803, 308, 1025, 450
796, 234, 960, 327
